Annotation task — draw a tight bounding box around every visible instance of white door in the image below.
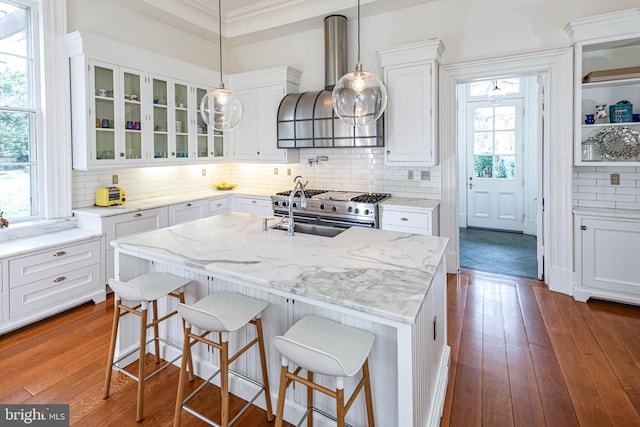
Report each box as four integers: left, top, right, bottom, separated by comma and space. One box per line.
466, 99, 524, 231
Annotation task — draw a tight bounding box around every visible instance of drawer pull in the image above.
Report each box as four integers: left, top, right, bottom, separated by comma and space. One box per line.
134, 213, 142, 217
216, 203, 222, 207
401, 217, 409, 221
53, 251, 67, 257
251, 200, 257, 204
186, 203, 192, 207
53, 276, 66, 283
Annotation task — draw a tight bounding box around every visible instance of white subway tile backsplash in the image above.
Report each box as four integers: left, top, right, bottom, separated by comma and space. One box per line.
72, 148, 441, 209
574, 165, 640, 211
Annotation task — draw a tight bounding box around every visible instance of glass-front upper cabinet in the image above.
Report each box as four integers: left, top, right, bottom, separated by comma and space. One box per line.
175, 81, 190, 160
151, 76, 169, 162
195, 86, 226, 160
93, 63, 116, 165
121, 68, 145, 163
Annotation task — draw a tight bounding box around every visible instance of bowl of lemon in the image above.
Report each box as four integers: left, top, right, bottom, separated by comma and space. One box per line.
215, 181, 236, 191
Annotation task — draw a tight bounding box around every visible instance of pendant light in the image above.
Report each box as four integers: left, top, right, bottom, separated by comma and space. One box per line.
488, 80, 506, 105
200, 0, 243, 132
331, 0, 387, 127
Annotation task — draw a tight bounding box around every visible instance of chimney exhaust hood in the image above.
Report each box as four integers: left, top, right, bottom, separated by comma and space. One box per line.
277, 15, 384, 149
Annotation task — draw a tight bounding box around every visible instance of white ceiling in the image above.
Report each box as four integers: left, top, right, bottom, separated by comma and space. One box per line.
108, 0, 433, 46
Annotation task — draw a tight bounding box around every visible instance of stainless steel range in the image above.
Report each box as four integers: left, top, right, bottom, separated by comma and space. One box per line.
271, 189, 392, 229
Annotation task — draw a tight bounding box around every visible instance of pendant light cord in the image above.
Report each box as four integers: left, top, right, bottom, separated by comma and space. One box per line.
357, 0, 361, 63
218, 0, 223, 84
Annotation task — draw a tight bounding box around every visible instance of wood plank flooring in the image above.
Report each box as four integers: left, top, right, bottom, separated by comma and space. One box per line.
442, 269, 640, 427
1, 269, 639, 426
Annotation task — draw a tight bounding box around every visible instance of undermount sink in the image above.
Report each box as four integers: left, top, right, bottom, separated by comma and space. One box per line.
271, 222, 346, 237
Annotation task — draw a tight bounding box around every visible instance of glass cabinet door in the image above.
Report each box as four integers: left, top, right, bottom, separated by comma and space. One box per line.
151, 77, 169, 161
122, 68, 144, 162
93, 64, 116, 163
174, 82, 189, 159
195, 86, 226, 160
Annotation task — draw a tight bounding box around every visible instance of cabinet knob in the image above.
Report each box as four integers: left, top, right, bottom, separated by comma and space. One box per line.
53, 251, 67, 257
386, 150, 390, 155
53, 276, 66, 283
581, 225, 587, 230
120, 152, 125, 157
257, 151, 260, 155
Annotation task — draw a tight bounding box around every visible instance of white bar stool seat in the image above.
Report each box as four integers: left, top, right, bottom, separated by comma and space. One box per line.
174, 292, 273, 427
104, 272, 193, 422
273, 315, 375, 427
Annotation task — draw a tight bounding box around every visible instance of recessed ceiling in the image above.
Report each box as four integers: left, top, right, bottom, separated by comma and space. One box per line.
107, 0, 433, 46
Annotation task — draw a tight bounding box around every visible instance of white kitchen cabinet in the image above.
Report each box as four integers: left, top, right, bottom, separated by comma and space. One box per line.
232, 195, 273, 216
379, 40, 443, 166
65, 31, 222, 170
168, 200, 207, 226
380, 200, 440, 235
207, 196, 231, 216
573, 208, 640, 305
6, 238, 102, 325
566, 10, 640, 165
74, 207, 168, 285
228, 67, 301, 163
68, 58, 149, 169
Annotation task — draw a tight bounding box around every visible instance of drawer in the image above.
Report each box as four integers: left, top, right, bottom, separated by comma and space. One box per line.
208, 197, 231, 216
9, 239, 101, 289
104, 207, 168, 244
168, 200, 206, 226
10, 263, 101, 318
232, 197, 273, 216
381, 209, 431, 231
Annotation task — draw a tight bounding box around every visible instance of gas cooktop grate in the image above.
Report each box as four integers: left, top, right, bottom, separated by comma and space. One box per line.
350, 193, 392, 203
275, 189, 329, 198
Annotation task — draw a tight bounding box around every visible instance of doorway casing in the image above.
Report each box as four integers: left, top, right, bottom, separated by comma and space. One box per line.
439, 48, 574, 295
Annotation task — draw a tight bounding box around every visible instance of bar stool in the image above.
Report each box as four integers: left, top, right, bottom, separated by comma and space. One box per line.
273, 315, 375, 427
103, 272, 193, 422
173, 292, 273, 427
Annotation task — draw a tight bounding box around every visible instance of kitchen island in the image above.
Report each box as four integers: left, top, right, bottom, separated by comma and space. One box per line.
112, 213, 449, 426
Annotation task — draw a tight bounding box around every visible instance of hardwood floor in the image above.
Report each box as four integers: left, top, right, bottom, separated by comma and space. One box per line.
1, 270, 639, 426
441, 269, 640, 427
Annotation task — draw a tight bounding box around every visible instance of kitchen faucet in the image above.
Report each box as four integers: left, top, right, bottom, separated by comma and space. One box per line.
287, 176, 307, 236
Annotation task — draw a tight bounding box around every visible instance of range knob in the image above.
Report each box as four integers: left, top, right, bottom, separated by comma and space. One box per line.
292, 202, 297, 208
273, 201, 279, 206
332, 206, 337, 212
364, 209, 370, 215
320, 204, 325, 210
282, 201, 288, 207
347, 206, 353, 213
354, 208, 360, 215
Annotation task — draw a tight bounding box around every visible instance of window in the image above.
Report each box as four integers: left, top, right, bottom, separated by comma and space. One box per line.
0, 0, 40, 222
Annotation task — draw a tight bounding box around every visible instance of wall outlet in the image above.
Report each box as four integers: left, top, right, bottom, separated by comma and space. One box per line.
274, 167, 278, 175
407, 170, 414, 180
421, 171, 430, 180
201, 169, 206, 176
112, 175, 118, 185
610, 173, 620, 185
287, 168, 291, 176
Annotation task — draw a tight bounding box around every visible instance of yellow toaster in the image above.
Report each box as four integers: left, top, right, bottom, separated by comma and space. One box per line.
96, 187, 126, 206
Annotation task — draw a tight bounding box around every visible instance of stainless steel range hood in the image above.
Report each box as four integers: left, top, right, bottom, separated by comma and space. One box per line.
277, 15, 384, 149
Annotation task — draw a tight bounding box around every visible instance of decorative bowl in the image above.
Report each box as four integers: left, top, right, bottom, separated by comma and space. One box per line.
215, 183, 236, 190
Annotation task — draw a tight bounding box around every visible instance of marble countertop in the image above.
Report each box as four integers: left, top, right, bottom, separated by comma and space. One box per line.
0, 227, 102, 259
112, 213, 449, 325
72, 187, 273, 217
573, 207, 640, 220
380, 197, 440, 211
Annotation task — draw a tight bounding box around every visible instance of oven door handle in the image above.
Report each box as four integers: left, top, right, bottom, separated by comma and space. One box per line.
318, 217, 375, 228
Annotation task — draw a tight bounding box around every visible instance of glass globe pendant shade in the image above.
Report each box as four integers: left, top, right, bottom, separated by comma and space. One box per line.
332, 62, 387, 127
200, 84, 244, 131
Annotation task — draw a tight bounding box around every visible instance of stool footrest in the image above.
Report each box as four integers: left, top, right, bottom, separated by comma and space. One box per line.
296, 407, 354, 427
111, 337, 183, 383
181, 369, 266, 427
